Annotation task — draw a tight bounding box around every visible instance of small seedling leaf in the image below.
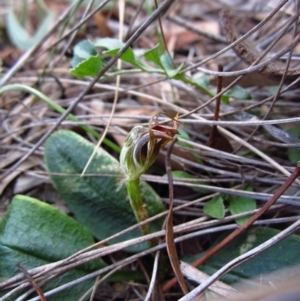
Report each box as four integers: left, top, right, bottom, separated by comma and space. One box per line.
144, 44, 163, 68
203, 196, 225, 219
169, 170, 206, 193
160, 53, 184, 78
287, 124, 300, 164
144, 46, 184, 78
94, 37, 150, 70
227, 85, 251, 100
192, 76, 231, 103
195, 75, 210, 88
70, 40, 103, 78
44, 130, 165, 252
0, 195, 105, 300
228, 186, 256, 225
177, 127, 191, 141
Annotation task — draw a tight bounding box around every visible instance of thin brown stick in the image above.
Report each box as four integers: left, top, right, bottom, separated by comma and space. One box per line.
162, 162, 300, 292
165, 138, 189, 295
17, 263, 47, 301
154, 0, 173, 65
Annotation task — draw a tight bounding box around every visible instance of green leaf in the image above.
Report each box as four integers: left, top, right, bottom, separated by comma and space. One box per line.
203, 196, 225, 219
176, 128, 203, 164
288, 147, 300, 165
176, 127, 192, 149
95, 38, 135, 64
177, 127, 191, 141
169, 170, 206, 193
44, 130, 165, 252
226, 85, 251, 100
143, 45, 183, 78
191, 77, 213, 95
172, 170, 192, 179
94, 37, 125, 51
195, 75, 210, 88
0, 195, 105, 301
228, 187, 256, 225
94, 38, 151, 71
6, 9, 54, 51
221, 94, 230, 104
70, 40, 104, 78
287, 124, 300, 164
160, 53, 184, 78
144, 44, 163, 68
184, 227, 300, 285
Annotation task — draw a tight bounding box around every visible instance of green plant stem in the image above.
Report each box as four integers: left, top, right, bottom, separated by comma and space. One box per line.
0, 84, 120, 152
178, 74, 214, 97
126, 178, 151, 237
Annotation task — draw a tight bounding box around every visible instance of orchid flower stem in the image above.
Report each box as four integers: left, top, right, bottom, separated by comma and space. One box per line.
126, 178, 151, 237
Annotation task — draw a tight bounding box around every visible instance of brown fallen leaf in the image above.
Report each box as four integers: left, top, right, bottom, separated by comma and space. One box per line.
220, 7, 300, 83
162, 20, 220, 52
93, 12, 114, 37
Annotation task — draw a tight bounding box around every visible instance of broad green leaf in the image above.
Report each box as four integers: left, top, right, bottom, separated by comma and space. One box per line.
94, 38, 151, 71
184, 227, 300, 284
226, 85, 251, 100
70, 40, 104, 78
203, 196, 225, 219
44, 130, 165, 252
0, 195, 105, 301
6, 9, 54, 51
228, 187, 256, 225
287, 124, 300, 164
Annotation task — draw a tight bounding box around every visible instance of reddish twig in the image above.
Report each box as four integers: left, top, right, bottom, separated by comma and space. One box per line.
206, 64, 233, 157
17, 263, 47, 301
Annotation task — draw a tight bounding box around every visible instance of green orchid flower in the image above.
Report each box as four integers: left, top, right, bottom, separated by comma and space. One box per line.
120, 125, 177, 181
120, 113, 179, 241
